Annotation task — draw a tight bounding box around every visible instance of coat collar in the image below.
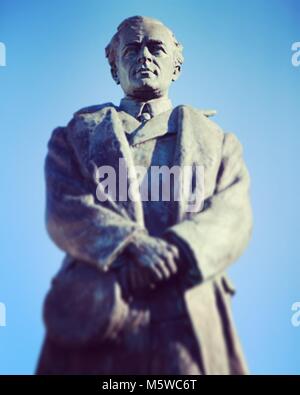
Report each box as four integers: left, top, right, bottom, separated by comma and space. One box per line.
119, 96, 173, 119
118, 108, 176, 146
118, 96, 175, 146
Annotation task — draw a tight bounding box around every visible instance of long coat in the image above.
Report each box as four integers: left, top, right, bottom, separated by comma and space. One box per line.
36, 104, 253, 375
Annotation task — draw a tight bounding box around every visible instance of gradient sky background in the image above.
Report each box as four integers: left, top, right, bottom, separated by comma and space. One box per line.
0, 0, 299, 374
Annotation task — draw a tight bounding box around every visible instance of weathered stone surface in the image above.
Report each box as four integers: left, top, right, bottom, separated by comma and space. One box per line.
36, 16, 252, 375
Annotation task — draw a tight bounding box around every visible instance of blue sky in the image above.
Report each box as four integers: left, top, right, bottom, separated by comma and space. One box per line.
0, 0, 299, 374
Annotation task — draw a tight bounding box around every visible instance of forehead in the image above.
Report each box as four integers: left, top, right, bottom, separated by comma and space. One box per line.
118, 21, 174, 48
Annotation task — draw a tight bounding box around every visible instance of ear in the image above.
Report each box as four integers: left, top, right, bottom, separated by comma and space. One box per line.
172, 64, 181, 82
111, 65, 120, 85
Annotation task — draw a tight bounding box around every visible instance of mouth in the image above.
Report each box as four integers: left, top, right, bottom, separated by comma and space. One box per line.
135, 67, 157, 77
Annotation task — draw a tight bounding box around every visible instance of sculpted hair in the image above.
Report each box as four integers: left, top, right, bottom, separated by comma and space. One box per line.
105, 16, 184, 83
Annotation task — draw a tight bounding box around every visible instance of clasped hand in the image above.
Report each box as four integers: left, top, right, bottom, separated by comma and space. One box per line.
124, 234, 180, 293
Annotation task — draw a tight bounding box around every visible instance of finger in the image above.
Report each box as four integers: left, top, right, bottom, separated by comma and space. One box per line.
167, 244, 180, 260
153, 258, 171, 280
139, 255, 164, 281
156, 247, 178, 275
163, 253, 178, 275
157, 239, 179, 261
148, 262, 164, 282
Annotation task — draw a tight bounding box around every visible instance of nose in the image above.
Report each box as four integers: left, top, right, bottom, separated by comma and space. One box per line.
137, 45, 152, 64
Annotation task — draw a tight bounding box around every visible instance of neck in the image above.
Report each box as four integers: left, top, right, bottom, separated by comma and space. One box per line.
127, 89, 169, 102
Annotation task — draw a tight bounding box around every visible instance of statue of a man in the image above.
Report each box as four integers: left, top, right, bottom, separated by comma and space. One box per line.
36, 16, 253, 375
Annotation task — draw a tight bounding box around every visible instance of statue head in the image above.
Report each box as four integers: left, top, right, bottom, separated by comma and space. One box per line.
105, 16, 184, 101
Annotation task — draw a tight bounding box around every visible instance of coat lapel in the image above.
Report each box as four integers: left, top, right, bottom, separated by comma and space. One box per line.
172, 105, 222, 223
88, 107, 145, 227
173, 106, 213, 223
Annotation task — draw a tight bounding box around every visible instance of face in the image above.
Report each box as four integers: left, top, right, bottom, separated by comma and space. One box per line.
114, 20, 180, 100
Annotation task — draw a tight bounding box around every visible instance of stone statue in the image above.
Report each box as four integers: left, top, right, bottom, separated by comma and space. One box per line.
36, 15, 253, 375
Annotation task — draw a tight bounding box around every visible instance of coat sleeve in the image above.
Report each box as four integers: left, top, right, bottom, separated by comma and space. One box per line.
163, 132, 253, 287
45, 124, 145, 272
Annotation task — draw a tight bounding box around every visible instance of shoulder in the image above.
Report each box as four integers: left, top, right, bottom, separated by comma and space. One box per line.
179, 105, 217, 119
71, 102, 117, 124
62, 102, 118, 141
176, 104, 224, 139
178, 105, 243, 147
176, 105, 245, 159
73, 102, 117, 117
47, 103, 117, 148
222, 132, 244, 159
178, 104, 221, 128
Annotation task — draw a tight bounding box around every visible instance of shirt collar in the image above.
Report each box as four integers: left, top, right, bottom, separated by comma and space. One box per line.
119, 96, 173, 119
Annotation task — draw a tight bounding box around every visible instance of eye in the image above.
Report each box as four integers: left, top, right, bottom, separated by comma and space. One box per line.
123, 46, 139, 57
148, 44, 166, 55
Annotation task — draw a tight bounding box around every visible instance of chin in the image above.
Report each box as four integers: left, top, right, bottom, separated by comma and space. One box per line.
130, 80, 162, 99
131, 86, 162, 100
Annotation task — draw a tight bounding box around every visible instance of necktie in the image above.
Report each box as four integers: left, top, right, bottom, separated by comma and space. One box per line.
137, 103, 152, 123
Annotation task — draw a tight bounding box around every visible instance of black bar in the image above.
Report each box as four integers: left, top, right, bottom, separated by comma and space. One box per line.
0, 375, 299, 393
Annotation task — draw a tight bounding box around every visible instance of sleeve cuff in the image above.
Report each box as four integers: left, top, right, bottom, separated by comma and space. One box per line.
162, 231, 203, 289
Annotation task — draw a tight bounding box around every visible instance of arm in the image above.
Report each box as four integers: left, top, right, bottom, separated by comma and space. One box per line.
163, 132, 253, 287
45, 124, 145, 272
